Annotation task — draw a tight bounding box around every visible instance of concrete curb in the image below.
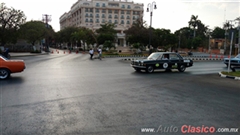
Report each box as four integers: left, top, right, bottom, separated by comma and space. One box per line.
121, 58, 223, 61
10, 52, 49, 57
218, 72, 240, 80
102, 55, 224, 61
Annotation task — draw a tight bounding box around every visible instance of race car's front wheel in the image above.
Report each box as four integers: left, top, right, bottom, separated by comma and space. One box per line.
0, 68, 10, 80
146, 65, 154, 73
178, 65, 186, 72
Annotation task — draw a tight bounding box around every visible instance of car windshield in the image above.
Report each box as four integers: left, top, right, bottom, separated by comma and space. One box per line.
235, 54, 240, 58
0, 55, 8, 60
147, 53, 161, 60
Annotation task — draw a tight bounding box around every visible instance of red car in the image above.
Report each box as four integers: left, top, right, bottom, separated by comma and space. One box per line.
0, 56, 25, 79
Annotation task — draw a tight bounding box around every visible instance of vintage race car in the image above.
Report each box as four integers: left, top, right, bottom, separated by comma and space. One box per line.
223, 54, 240, 68
0, 56, 25, 79
131, 52, 193, 73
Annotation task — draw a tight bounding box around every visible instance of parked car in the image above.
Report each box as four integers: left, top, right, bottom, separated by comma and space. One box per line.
223, 54, 240, 68
131, 52, 193, 73
0, 56, 25, 79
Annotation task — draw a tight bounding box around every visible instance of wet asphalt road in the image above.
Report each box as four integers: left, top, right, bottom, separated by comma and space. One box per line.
0, 53, 240, 135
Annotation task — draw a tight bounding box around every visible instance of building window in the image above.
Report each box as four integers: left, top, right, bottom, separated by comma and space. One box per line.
89, 8, 93, 12
90, 14, 93, 17
102, 9, 106, 13
90, 19, 93, 22
121, 11, 124, 14
96, 19, 99, 23
96, 14, 99, 18
114, 10, 118, 14
85, 19, 88, 22
85, 8, 88, 12
127, 5, 131, 9
109, 15, 112, 19
133, 16, 136, 20
108, 10, 112, 14
135, 6, 141, 9
121, 15, 124, 19
102, 19, 105, 23
114, 20, 118, 24
102, 14, 105, 18
121, 20, 124, 24
114, 15, 118, 19
109, 3, 119, 7
83, 3, 90, 6
96, 9, 99, 13
121, 5, 125, 8
127, 16, 130, 19
96, 3, 100, 7
102, 3, 106, 7
127, 11, 130, 14
85, 13, 88, 17
109, 20, 112, 23
127, 21, 130, 24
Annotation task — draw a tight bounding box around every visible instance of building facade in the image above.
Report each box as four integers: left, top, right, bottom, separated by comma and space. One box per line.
59, 0, 144, 47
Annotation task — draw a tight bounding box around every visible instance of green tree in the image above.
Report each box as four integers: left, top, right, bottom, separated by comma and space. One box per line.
71, 27, 97, 51
125, 18, 148, 47
175, 27, 193, 49
103, 40, 115, 51
19, 21, 48, 45
188, 15, 200, 38
152, 28, 177, 50
96, 23, 117, 45
188, 15, 210, 48
211, 27, 225, 39
58, 26, 80, 46
0, 3, 26, 46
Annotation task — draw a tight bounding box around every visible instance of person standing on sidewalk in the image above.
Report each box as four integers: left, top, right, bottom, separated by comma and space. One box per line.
98, 47, 102, 60
89, 48, 94, 60
3, 47, 10, 59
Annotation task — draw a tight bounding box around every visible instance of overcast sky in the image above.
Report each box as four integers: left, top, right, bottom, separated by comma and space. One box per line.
3, 0, 240, 33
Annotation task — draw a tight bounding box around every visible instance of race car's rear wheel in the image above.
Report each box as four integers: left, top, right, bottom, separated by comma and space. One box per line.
178, 65, 186, 72
146, 65, 154, 73
0, 68, 10, 80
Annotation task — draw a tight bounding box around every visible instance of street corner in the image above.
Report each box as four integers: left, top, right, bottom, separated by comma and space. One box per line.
218, 72, 240, 80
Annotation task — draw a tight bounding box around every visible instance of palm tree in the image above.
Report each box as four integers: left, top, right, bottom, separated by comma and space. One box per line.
188, 15, 201, 38
223, 21, 234, 30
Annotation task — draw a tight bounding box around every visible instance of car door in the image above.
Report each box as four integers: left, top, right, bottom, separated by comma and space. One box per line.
157, 54, 170, 69
169, 53, 181, 69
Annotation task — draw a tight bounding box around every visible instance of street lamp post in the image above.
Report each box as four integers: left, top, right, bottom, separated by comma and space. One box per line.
147, 1, 157, 53
207, 29, 212, 53
224, 25, 228, 55
178, 31, 182, 51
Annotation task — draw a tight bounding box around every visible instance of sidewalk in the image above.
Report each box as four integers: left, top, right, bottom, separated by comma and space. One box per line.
10, 51, 49, 57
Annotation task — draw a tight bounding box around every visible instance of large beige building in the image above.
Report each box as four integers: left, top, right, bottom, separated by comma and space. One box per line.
59, 0, 144, 47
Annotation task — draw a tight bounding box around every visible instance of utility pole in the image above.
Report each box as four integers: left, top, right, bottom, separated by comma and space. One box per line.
238, 18, 240, 54
224, 20, 228, 55
42, 14, 52, 52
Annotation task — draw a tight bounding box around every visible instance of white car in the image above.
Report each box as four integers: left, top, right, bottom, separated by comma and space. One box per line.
223, 54, 240, 67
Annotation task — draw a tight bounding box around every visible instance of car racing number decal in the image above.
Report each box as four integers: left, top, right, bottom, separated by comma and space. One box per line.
163, 63, 168, 68
172, 63, 178, 68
